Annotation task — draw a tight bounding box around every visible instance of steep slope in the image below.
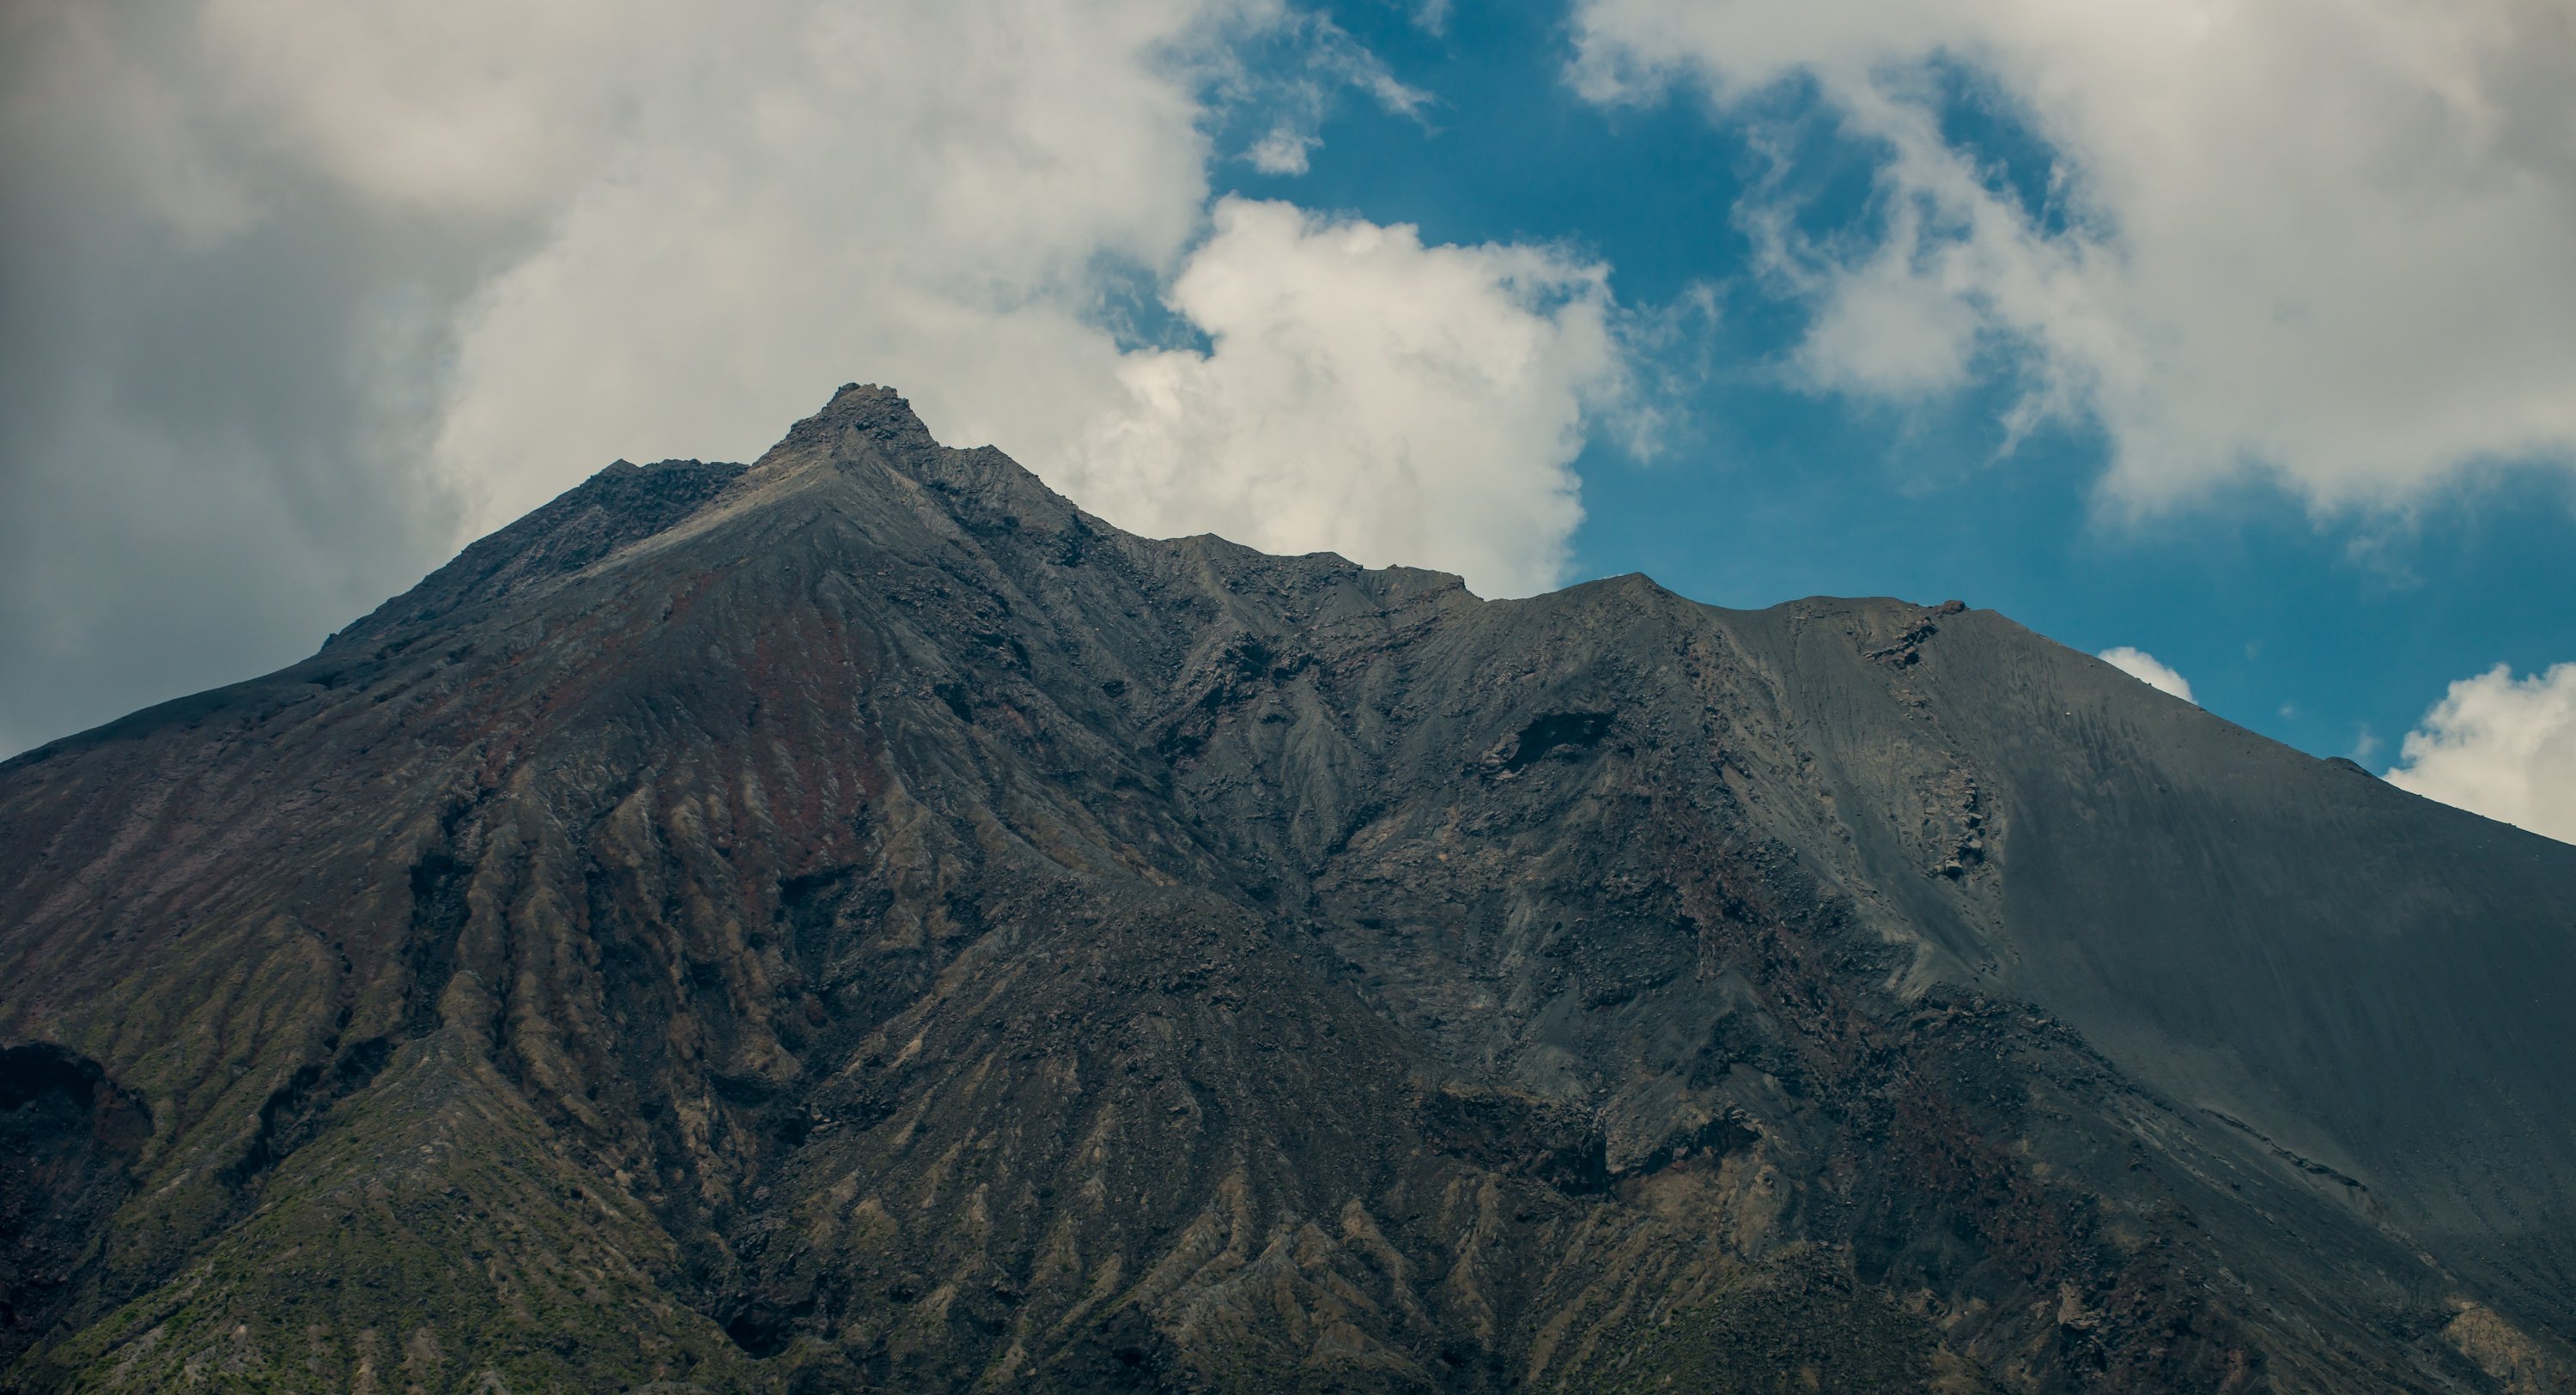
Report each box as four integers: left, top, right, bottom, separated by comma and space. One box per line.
2, 385, 2571, 1393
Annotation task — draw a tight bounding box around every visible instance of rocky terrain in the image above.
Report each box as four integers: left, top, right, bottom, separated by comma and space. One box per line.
2, 385, 2573, 1392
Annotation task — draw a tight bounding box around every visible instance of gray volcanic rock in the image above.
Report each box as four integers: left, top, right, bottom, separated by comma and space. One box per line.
2, 384, 2573, 1392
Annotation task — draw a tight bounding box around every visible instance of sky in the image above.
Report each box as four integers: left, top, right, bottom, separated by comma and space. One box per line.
2, 0, 2571, 841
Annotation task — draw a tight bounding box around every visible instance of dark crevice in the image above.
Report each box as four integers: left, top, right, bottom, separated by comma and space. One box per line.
721, 1293, 816, 1358
404, 852, 471, 1037
222, 1035, 398, 1192
0, 1045, 149, 1365
1503, 712, 1616, 773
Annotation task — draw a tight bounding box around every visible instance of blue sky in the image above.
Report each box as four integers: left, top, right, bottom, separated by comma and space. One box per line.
1211, 1, 2576, 773
2, 0, 2570, 836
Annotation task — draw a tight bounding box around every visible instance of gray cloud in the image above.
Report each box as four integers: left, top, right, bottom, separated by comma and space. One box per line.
0, 0, 507, 753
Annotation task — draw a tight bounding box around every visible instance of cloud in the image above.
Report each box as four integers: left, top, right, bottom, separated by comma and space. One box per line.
418, 0, 1237, 531
0, 0, 498, 755
2097, 646, 2194, 703
1215, 10, 1430, 179
1569, 0, 2576, 506
1060, 198, 1625, 597
2386, 664, 2576, 844
1248, 127, 1321, 175
0, 0, 1622, 755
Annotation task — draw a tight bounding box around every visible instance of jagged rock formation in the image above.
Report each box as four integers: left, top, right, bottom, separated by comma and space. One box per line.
3, 385, 2573, 1393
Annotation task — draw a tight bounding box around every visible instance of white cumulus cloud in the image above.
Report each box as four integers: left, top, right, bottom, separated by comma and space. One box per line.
2386, 664, 2576, 845
2097, 646, 2195, 703
1059, 199, 1625, 597
1570, 0, 2576, 506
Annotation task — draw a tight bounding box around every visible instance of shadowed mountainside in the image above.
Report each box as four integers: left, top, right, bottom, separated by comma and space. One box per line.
3, 385, 2573, 1393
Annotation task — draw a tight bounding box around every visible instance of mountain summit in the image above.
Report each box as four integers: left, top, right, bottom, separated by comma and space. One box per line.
3, 387, 2573, 1392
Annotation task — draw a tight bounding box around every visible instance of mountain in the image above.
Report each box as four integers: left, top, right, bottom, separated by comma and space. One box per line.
3, 385, 2573, 1393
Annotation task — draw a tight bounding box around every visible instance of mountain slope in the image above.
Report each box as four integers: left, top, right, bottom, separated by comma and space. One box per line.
2, 385, 2571, 1393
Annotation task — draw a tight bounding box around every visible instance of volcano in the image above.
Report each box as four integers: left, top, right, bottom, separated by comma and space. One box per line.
3, 385, 2573, 1392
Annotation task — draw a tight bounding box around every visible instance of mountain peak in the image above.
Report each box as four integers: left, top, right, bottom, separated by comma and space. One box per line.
9, 385, 2576, 1392
817, 380, 926, 433
750, 380, 1097, 544
767, 381, 938, 465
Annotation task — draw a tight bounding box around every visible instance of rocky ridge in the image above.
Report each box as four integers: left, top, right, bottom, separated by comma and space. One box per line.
2, 385, 2573, 1392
